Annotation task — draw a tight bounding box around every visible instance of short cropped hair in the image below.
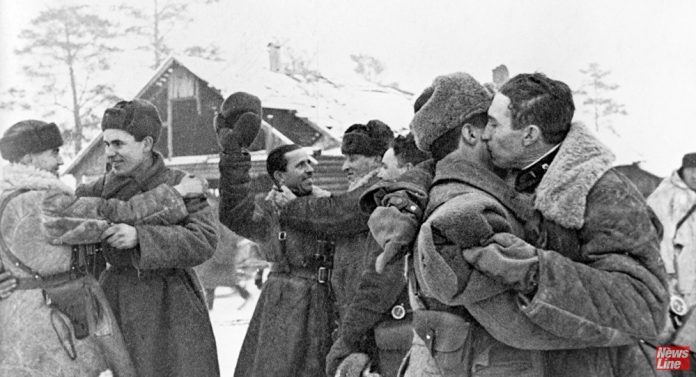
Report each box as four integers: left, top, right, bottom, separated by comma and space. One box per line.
266, 144, 302, 178
430, 112, 488, 161
393, 133, 430, 166
499, 73, 574, 144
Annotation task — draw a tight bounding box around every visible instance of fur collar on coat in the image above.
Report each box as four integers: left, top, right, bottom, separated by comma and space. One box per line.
0, 163, 72, 195
534, 122, 615, 230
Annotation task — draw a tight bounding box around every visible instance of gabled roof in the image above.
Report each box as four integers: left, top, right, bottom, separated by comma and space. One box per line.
64, 55, 415, 176
158, 56, 415, 139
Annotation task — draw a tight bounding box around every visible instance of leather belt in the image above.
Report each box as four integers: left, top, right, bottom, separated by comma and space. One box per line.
107, 265, 180, 279
15, 270, 85, 290
270, 265, 332, 284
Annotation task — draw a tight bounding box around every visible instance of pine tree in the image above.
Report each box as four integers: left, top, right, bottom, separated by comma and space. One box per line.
575, 63, 628, 133
118, 0, 221, 69
12, 5, 121, 156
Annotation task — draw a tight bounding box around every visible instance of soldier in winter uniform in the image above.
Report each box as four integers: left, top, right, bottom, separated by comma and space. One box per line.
216, 90, 397, 377
377, 133, 431, 182
75, 99, 220, 377
0, 119, 207, 376
463, 73, 669, 376
362, 72, 550, 376
217, 92, 334, 377
0, 120, 136, 377
364, 72, 670, 376
648, 153, 696, 310
280, 121, 408, 377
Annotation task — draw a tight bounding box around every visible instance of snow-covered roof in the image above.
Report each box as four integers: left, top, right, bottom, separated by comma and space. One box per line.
150, 56, 415, 140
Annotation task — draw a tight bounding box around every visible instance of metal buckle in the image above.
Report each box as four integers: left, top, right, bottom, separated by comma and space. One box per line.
278, 231, 287, 241
391, 304, 406, 320
670, 295, 688, 317
317, 266, 330, 284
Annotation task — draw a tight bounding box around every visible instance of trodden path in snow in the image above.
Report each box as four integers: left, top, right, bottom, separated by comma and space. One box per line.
209, 285, 258, 377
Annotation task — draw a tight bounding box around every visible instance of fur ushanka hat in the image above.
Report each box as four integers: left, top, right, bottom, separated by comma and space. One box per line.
101, 99, 163, 144
0, 120, 63, 162
410, 72, 491, 152
341, 120, 394, 157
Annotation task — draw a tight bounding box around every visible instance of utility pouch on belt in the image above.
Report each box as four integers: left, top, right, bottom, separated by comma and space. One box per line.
375, 317, 413, 377
375, 316, 413, 351
413, 310, 472, 377
44, 278, 91, 339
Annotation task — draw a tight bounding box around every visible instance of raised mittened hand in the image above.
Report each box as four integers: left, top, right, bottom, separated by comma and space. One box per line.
214, 92, 263, 153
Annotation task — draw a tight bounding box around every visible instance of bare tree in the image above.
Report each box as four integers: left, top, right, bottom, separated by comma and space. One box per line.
118, 0, 221, 68
575, 63, 627, 133
12, 5, 121, 155
350, 54, 384, 82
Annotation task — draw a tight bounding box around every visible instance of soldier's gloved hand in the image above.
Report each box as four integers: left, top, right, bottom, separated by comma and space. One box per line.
462, 232, 539, 295
265, 185, 296, 209
335, 353, 371, 377
311, 186, 331, 198
326, 336, 358, 377
0, 272, 17, 300
214, 92, 262, 153
368, 206, 419, 273
174, 174, 208, 198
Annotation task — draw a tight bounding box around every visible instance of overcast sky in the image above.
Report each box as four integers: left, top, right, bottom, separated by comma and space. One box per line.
1, 0, 695, 175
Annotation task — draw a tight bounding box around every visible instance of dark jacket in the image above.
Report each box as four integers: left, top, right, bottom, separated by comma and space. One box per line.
76, 152, 219, 377
282, 171, 413, 377
405, 153, 549, 377
365, 122, 669, 377
219, 150, 339, 377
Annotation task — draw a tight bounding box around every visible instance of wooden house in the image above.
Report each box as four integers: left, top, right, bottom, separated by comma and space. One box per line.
64, 57, 359, 193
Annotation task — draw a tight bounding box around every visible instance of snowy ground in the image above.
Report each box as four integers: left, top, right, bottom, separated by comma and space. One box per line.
208, 283, 260, 377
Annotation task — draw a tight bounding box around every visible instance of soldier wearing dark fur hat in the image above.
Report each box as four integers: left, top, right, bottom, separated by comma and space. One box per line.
0, 119, 201, 376
215, 92, 400, 376
360, 71, 670, 377
74, 99, 220, 377
341, 120, 394, 191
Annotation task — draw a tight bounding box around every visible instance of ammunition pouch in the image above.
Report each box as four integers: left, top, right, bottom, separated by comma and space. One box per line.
303, 239, 334, 284
44, 277, 92, 339
375, 315, 413, 376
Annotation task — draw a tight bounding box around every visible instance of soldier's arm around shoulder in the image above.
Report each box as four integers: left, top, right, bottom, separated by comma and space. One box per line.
132, 170, 218, 270
280, 186, 370, 237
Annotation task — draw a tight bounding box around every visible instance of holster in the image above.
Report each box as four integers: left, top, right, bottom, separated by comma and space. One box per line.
375, 316, 413, 376
44, 278, 92, 339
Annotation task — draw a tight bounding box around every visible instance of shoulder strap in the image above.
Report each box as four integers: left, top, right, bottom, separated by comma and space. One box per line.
675, 202, 696, 235
0, 189, 44, 279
